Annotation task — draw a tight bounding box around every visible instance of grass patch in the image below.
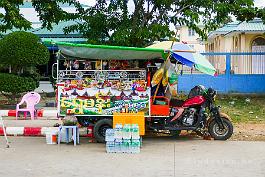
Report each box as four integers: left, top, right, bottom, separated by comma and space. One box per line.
216, 95, 265, 123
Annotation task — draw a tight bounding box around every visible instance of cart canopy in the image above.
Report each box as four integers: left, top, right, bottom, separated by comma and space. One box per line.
47, 41, 167, 60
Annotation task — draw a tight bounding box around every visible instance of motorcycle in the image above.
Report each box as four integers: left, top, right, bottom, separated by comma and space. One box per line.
150, 85, 233, 140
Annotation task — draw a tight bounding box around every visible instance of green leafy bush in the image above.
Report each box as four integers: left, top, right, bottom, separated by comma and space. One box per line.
0, 31, 49, 66
0, 73, 38, 94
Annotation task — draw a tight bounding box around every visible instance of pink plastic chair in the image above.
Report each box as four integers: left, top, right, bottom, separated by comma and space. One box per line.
16, 92, 41, 120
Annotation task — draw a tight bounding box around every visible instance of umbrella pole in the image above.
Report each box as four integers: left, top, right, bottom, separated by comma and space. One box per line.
152, 30, 178, 104
153, 30, 178, 104
152, 53, 171, 104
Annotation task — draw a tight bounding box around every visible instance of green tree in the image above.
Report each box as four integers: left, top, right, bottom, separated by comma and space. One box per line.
0, 0, 265, 47
63, 0, 265, 47
0, 0, 81, 32
0, 31, 49, 103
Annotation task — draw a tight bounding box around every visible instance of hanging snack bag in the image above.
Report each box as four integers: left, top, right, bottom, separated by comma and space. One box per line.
151, 66, 164, 87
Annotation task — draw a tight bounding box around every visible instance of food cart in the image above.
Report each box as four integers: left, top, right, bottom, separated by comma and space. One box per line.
51, 42, 233, 142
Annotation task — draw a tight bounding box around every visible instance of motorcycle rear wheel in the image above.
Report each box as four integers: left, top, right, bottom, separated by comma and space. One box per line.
208, 118, 233, 140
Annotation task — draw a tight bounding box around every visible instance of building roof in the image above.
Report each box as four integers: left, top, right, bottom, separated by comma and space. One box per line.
231, 19, 265, 32
31, 20, 83, 38
30, 20, 86, 43
41, 37, 86, 43
214, 21, 241, 33
208, 18, 265, 39
0, 20, 86, 43
19, 2, 88, 8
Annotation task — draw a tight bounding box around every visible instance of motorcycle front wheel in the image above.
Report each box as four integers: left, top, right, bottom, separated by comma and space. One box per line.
208, 118, 233, 140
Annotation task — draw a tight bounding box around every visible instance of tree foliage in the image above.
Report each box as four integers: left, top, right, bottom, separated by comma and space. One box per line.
0, 0, 81, 32
0, 0, 265, 47
64, 0, 265, 47
0, 31, 50, 67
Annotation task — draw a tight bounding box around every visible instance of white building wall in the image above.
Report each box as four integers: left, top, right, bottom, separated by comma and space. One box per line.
177, 26, 205, 52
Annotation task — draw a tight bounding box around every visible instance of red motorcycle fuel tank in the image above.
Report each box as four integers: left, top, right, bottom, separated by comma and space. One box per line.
182, 96, 206, 107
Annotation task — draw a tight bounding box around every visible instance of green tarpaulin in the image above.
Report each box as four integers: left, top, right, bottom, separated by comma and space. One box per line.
47, 41, 166, 60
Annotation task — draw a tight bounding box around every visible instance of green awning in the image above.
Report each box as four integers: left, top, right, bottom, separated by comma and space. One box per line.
45, 41, 166, 60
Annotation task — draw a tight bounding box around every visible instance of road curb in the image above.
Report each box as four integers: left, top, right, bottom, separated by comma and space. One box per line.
0, 126, 94, 137
0, 109, 57, 117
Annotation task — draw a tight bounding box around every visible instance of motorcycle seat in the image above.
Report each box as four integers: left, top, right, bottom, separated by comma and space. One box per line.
170, 99, 184, 107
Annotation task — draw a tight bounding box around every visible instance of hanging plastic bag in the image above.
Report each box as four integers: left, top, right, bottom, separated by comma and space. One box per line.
168, 64, 179, 96
162, 70, 169, 87
151, 65, 165, 87
168, 64, 179, 85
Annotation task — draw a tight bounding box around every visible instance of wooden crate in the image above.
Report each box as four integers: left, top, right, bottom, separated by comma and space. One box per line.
113, 112, 145, 135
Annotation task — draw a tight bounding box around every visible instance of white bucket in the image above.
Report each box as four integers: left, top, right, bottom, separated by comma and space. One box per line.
46, 131, 57, 145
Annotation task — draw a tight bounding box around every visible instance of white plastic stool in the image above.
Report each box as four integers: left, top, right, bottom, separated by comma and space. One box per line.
58, 125, 79, 146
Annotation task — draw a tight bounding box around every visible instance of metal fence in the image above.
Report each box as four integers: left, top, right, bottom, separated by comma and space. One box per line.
178, 52, 265, 93
180, 52, 265, 75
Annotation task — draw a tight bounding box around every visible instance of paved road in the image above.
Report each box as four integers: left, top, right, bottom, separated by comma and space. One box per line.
0, 137, 264, 177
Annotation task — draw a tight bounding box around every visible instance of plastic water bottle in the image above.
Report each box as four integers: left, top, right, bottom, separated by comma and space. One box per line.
122, 124, 131, 140
122, 139, 131, 153
105, 129, 115, 142
121, 139, 125, 153
131, 139, 140, 153
114, 139, 122, 153
131, 124, 140, 139
114, 124, 123, 139
106, 141, 115, 153
106, 142, 109, 153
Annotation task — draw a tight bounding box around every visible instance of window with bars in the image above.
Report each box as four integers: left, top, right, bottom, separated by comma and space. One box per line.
188, 29, 195, 36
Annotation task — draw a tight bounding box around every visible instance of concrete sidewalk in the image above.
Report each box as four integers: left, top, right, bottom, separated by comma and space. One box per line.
2, 116, 60, 127
1, 137, 265, 177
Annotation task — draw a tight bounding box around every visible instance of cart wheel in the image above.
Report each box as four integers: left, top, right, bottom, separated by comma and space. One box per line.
94, 119, 113, 143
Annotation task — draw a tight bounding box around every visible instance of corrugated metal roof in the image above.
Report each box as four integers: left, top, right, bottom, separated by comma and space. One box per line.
41, 38, 86, 43
208, 19, 265, 38
0, 20, 85, 43
31, 20, 84, 37
215, 21, 240, 33
234, 19, 265, 31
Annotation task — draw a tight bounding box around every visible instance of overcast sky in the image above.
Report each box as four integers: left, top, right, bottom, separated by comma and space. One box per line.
254, 0, 265, 7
